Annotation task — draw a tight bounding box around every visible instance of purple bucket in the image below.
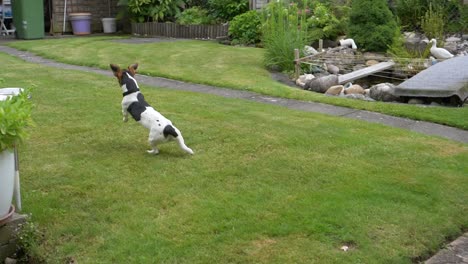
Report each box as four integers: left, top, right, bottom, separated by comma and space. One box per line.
69, 13, 92, 35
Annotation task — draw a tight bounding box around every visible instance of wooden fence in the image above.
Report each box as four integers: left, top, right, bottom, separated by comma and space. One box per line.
131, 22, 229, 39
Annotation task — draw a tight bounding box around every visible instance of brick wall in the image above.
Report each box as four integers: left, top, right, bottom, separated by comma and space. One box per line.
51, 0, 119, 33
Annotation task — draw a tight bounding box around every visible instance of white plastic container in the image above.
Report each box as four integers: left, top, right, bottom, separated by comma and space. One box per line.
101, 18, 116, 33
0, 150, 15, 217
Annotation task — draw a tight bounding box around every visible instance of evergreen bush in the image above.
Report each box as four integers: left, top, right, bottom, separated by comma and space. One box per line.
348, 0, 397, 52
229, 11, 262, 45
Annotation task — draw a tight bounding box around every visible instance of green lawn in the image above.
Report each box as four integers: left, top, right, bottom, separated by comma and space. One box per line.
7, 36, 468, 130
0, 51, 467, 263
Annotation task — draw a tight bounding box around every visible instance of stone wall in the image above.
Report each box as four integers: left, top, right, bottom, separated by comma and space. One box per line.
51, 0, 119, 33
0, 214, 26, 261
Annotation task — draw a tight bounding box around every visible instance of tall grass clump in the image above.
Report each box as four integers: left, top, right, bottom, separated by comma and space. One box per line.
261, 0, 310, 72
421, 3, 445, 41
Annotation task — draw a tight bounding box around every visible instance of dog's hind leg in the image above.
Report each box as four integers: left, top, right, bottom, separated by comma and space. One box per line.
147, 131, 159, 155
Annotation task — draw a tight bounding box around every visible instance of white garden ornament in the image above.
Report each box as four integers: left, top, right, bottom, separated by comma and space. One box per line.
339, 38, 357, 49
429, 38, 454, 60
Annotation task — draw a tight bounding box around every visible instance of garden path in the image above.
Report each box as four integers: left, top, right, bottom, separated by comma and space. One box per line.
0, 44, 466, 145
0, 40, 467, 264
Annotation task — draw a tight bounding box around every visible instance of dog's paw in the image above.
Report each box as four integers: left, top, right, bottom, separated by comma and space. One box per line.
147, 149, 159, 155
123, 116, 128, 122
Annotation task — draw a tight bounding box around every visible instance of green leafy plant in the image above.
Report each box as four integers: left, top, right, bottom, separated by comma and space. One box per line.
0, 90, 33, 151
421, 3, 445, 41
307, 3, 342, 41
118, 0, 185, 22
261, 0, 310, 72
15, 216, 44, 263
176, 6, 217, 25
229, 10, 262, 45
348, 0, 397, 52
207, 0, 249, 22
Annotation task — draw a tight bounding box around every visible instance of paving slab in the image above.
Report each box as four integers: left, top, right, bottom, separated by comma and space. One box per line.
425, 233, 468, 264
395, 56, 468, 102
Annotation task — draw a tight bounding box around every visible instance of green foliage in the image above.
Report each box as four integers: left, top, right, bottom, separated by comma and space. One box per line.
348, 0, 397, 52
228, 10, 262, 45
0, 90, 33, 151
307, 3, 341, 41
394, 0, 426, 30
261, 0, 310, 72
207, 0, 249, 22
394, 0, 466, 33
176, 6, 217, 25
185, 0, 208, 8
118, 0, 185, 22
420, 3, 444, 40
15, 217, 44, 263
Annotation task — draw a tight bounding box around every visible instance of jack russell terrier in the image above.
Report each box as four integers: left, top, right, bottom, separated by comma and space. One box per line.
110, 63, 194, 155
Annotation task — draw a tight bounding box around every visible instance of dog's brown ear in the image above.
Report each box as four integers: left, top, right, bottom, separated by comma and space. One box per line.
110, 64, 120, 73
128, 63, 138, 76
110, 64, 123, 81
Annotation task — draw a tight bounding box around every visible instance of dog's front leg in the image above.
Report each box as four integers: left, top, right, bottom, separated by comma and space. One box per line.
122, 106, 129, 122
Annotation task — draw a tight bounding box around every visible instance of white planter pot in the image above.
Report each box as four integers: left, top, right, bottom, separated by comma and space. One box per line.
102, 17, 116, 33
0, 150, 15, 217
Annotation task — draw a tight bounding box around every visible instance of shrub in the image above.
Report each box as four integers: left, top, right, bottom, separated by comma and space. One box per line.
307, 3, 342, 41
229, 10, 262, 45
420, 3, 444, 41
347, 0, 397, 52
207, 0, 249, 22
176, 7, 217, 25
261, 0, 309, 72
118, 0, 185, 22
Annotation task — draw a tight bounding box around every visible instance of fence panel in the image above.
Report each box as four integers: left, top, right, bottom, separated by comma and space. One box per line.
131, 22, 229, 39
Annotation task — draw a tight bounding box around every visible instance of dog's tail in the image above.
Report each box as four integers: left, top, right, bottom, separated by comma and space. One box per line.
164, 125, 194, 155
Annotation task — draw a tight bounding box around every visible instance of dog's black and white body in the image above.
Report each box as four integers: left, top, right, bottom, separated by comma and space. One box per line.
110, 63, 193, 155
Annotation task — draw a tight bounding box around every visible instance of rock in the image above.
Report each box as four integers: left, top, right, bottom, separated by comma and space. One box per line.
344, 84, 365, 95
446, 36, 461, 42
4, 258, 17, 264
295, 74, 315, 88
304, 74, 315, 81
364, 88, 371, 97
369, 83, 399, 102
306, 75, 339, 93
443, 41, 458, 54
408, 98, 425, 105
325, 85, 344, 95
366, 60, 379, 66
324, 63, 340, 74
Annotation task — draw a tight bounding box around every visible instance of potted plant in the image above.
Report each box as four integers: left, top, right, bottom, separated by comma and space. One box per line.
0, 89, 33, 221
